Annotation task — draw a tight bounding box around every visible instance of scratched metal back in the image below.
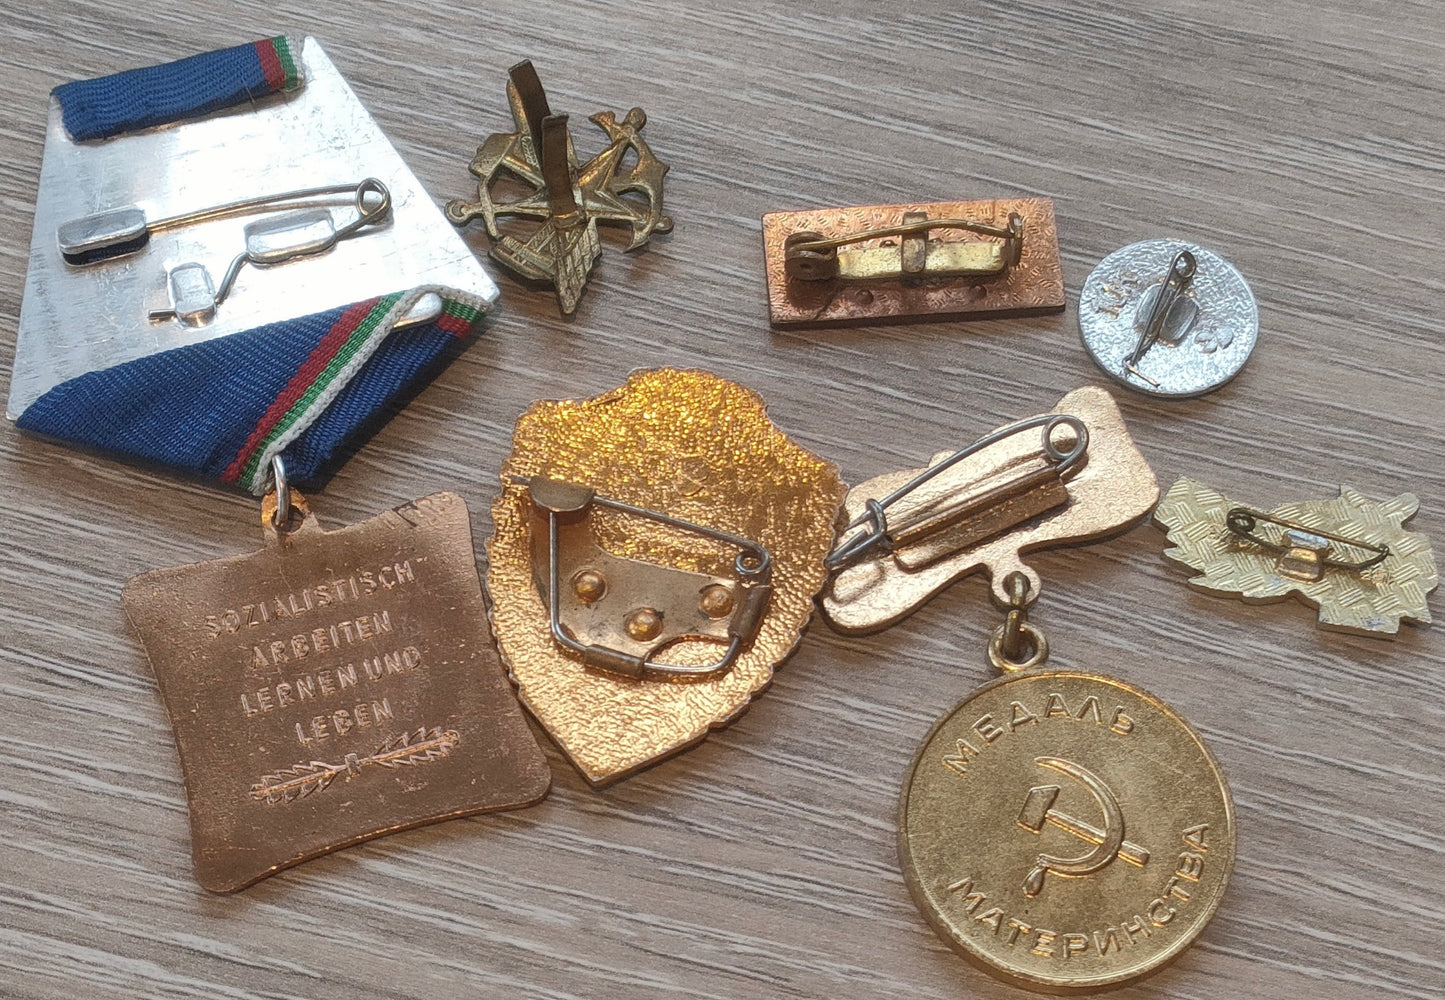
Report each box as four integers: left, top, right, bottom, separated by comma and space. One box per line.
9, 38, 496, 418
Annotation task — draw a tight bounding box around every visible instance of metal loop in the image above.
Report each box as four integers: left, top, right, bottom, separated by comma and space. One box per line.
270, 455, 292, 530
353, 177, 392, 224
987, 571, 1047, 672
988, 620, 1050, 674
734, 546, 773, 579
1003, 570, 1032, 609
1001, 608, 1027, 659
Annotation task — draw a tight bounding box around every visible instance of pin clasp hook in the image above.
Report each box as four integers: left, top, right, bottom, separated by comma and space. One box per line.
1225, 506, 1389, 581
784, 211, 1025, 283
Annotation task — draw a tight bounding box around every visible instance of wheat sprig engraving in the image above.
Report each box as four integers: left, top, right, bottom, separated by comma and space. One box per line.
249, 727, 461, 805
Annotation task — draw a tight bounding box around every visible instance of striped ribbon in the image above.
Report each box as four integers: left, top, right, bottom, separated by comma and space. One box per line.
54, 36, 303, 142
19, 289, 486, 494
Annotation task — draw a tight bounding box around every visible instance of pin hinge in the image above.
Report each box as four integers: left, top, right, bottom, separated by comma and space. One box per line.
1225, 507, 1389, 577
784, 211, 1024, 283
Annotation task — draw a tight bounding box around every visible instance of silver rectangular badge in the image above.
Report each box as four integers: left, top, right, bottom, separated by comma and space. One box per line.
10, 37, 498, 419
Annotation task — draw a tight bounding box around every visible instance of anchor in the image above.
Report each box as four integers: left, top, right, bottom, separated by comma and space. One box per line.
446, 60, 671, 314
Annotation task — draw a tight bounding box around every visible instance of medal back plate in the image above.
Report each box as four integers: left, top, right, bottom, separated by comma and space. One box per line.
486, 368, 846, 784
123, 492, 550, 892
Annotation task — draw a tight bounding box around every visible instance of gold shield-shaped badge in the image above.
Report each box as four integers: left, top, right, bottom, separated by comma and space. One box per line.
124, 491, 550, 892
486, 368, 846, 784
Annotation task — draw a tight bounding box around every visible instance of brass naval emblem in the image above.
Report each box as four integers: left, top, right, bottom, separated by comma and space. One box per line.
124, 490, 551, 892
446, 60, 671, 314
899, 671, 1235, 992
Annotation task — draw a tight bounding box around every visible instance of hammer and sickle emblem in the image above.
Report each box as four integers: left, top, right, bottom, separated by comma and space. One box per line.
1016, 756, 1150, 897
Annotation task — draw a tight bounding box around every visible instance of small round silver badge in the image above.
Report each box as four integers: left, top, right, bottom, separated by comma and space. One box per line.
1079, 239, 1257, 399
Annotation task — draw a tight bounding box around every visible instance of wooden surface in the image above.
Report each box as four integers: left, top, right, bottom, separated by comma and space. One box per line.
1, 2, 1442, 997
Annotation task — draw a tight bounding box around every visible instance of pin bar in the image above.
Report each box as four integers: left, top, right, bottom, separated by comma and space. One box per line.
1124, 249, 1196, 385
826, 413, 1089, 572
60, 178, 390, 263
147, 179, 392, 324
1225, 507, 1390, 572
785, 212, 1023, 283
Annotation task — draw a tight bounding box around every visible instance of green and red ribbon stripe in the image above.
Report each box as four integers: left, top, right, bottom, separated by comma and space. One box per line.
222, 294, 482, 490
436, 298, 483, 337
256, 37, 301, 92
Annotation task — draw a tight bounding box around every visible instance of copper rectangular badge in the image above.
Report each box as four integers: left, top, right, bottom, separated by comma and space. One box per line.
762, 197, 1064, 327
123, 492, 550, 892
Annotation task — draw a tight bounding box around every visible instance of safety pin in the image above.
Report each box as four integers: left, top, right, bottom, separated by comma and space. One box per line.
1124, 249, 1196, 387
784, 211, 1024, 283
144, 179, 392, 324
524, 477, 774, 681
59, 178, 391, 264
826, 413, 1090, 572
1225, 507, 1390, 572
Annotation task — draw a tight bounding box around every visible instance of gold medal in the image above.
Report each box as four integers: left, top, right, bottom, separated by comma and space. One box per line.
899, 668, 1234, 991
822, 388, 1235, 990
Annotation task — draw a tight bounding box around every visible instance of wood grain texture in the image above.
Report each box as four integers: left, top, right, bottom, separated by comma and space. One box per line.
1, 2, 1442, 998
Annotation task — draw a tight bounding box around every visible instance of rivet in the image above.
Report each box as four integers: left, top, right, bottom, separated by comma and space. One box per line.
624, 608, 663, 641
572, 569, 607, 604
699, 584, 734, 619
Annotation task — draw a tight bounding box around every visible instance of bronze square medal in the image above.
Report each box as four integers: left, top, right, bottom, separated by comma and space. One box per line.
123, 491, 550, 892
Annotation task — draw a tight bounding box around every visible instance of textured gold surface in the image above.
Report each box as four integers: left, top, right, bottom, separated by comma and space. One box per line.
763, 198, 1063, 326
821, 387, 1159, 634
900, 671, 1235, 992
1154, 478, 1437, 635
487, 369, 846, 784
